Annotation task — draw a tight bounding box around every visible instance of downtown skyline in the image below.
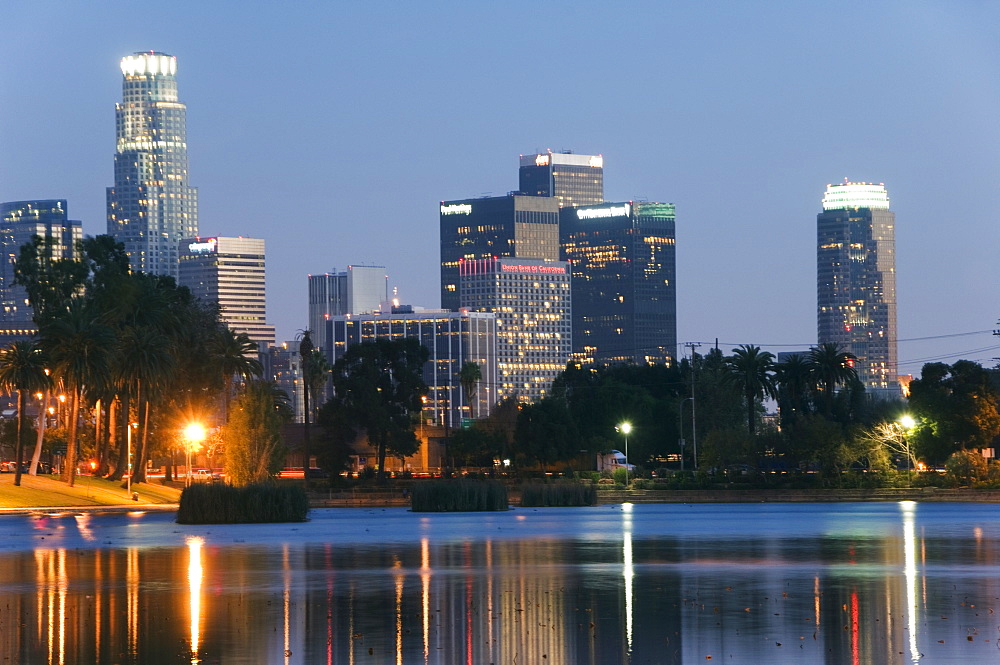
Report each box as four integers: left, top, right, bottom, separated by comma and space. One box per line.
1, 2, 997, 377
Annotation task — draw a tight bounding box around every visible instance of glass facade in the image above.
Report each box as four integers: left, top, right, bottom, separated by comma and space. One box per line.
518, 151, 604, 208
561, 202, 676, 366
178, 237, 275, 349
0, 200, 82, 323
107, 52, 198, 279
308, 266, 387, 358
459, 258, 571, 403
818, 182, 898, 392
328, 311, 497, 429
439, 194, 559, 311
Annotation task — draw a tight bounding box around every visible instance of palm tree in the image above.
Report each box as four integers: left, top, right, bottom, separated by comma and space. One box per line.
726, 344, 776, 435
116, 324, 175, 484
41, 301, 114, 486
775, 353, 814, 426
810, 342, 858, 417
0, 341, 51, 486
212, 327, 263, 420
459, 361, 482, 415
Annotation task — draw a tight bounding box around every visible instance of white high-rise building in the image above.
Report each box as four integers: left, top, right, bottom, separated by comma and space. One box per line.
107, 52, 198, 279
179, 236, 275, 349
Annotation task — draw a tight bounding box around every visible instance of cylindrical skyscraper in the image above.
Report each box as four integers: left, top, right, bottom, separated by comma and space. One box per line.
107, 52, 198, 278
817, 181, 898, 395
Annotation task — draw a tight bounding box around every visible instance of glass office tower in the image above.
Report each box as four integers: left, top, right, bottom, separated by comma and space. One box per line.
519, 151, 604, 208
561, 202, 676, 365
0, 200, 82, 323
308, 266, 387, 359
107, 52, 198, 279
439, 194, 559, 311
817, 181, 898, 393
459, 257, 571, 403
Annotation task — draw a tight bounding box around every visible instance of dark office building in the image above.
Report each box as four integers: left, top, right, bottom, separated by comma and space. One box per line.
561, 201, 676, 365
439, 194, 559, 311
817, 181, 898, 394
518, 151, 604, 208
0, 200, 82, 323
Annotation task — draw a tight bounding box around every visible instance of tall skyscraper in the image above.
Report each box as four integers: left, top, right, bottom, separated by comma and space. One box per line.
308, 266, 387, 358
178, 236, 275, 349
107, 52, 198, 279
460, 257, 571, 403
440, 194, 559, 310
519, 151, 604, 208
561, 201, 676, 365
817, 181, 897, 393
0, 200, 82, 323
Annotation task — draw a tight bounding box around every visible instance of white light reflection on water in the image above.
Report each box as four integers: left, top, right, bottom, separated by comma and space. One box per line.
187, 536, 204, 664
900, 501, 919, 663
622, 502, 634, 657
420, 537, 431, 664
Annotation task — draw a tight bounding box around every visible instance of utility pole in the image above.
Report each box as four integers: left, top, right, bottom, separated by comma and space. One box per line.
684, 342, 701, 470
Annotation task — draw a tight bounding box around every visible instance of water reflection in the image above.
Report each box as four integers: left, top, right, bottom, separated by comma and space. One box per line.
3, 504, 1000, 663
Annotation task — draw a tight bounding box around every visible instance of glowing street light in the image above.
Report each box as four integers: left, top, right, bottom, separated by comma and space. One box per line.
898, 415, 917, 486
184, 424, 207, 487
616, 422, 632, 486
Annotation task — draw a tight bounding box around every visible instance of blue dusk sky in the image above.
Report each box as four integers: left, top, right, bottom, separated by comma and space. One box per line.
1, 1, 997, 375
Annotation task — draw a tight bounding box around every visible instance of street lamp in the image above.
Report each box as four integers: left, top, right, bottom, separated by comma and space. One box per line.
678, 397, 693, 472
184, 424, 207, 487
898, 415, 916, 486
616, 422, 632, 486
126, 422, 137, 497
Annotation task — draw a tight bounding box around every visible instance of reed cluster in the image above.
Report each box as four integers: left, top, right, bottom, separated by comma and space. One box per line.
410, 480, 508, 512
519, 482, 597, 507
177, 483, 309, 524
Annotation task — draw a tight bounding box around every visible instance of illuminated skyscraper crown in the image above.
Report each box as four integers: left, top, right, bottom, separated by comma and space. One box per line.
120, 52, 177, 77
822, 181, 890, 210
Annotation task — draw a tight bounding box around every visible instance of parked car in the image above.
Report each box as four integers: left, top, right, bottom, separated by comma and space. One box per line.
192, 469, 222, 483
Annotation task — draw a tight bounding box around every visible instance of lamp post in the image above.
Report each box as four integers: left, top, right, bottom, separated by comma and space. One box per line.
126, 422, 137, 497
617, 422, 632, 486
898, 415, 916, 487
678, 397, 693, 472
184, 424, 206, 487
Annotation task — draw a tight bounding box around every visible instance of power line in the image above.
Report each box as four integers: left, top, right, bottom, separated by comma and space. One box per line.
693, 329, 993, 350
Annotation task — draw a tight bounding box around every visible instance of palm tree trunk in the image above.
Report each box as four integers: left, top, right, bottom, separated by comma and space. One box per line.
63, 390, 81, 487
108, 394, 129, 481
133, 384, 150, 484
29, 390, 47, 475
13, 390, 25, 486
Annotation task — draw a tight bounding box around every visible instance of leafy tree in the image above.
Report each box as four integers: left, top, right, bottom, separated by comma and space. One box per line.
908, 360, 1000, 464
13, 235, 88, 325
514, 397, 579, 466
327, 338, 428, 481
224, 381, 289, 486
726, 344, 776, 435
0, 341, 51, 486
448, 426, 504, 468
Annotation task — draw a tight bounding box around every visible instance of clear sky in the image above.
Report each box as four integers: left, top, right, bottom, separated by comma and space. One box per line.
1, 1, 997, 376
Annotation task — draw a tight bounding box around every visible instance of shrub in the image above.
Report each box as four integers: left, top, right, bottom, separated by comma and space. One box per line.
945, 450, 989, 485
519, 482, 597, 507
177, 483, 309, 524
612, 467, 629, 486
359, 466, 377, 480
410, 480, 508, 512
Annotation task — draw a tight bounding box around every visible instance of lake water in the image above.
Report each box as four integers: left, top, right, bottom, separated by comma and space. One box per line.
0, 502, 998, 664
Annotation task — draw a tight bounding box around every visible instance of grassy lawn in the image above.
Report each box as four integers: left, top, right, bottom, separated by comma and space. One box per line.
0, 473, 181, 508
